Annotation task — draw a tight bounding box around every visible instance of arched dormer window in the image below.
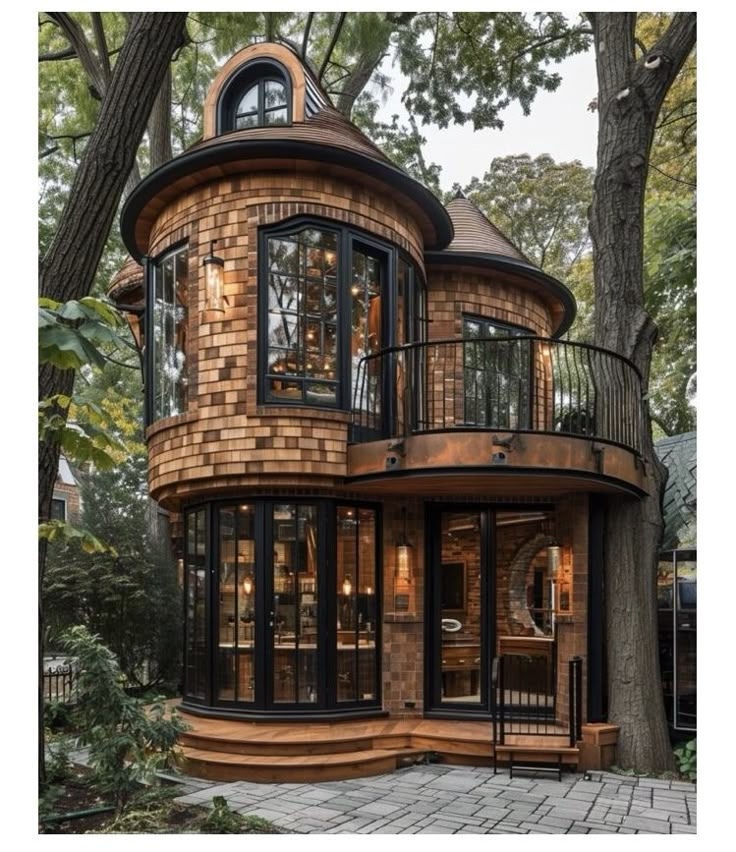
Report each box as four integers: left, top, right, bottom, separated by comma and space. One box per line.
217, 59, 292, 133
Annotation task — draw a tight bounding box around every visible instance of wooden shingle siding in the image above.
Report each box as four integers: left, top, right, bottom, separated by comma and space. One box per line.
426, 266, 554, 339
145, 171, 425, 509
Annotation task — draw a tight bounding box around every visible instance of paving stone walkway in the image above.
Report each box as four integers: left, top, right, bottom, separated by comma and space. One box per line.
173, 764, 696, 834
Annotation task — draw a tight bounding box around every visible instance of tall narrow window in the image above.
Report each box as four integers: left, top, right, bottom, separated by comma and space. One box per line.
184, 508, 207, 702
265, 227, 339, 405
151, 246, 189, 421
336, 506, 378, 703
350, 246, 384, 418
463, 316, 531, 429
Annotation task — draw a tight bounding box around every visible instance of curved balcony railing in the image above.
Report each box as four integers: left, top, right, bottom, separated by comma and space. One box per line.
351, 336, 644, 455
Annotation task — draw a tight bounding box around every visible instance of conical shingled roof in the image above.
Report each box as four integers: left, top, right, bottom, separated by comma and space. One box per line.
444, 193, 532, 266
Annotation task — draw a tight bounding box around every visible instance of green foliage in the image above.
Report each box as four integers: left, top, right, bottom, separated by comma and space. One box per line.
353, 94, 443, 196
46, 737, 74, 784
200, 796, 245, 834
465, 155, 594, 280
99, 786, 181, 833
44, 454, 182, 688
673, 738, 696, 782
61, 626, 188, 814
45, 700, 72, 732
645, 197, 696, 435
396, 13, 592, 130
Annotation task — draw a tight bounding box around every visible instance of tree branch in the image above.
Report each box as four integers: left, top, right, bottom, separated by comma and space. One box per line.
46, 12, 108, 100
301, 12, 313, 59
648, 162, 696, 188
91, 12, 111, 84
39, 46, 76, 62
318, 12, 347, 84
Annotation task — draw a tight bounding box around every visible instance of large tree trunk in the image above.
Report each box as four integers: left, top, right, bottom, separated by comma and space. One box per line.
38, 11, 188, 789
148, 65, 173, 169
588, 12, 695, 772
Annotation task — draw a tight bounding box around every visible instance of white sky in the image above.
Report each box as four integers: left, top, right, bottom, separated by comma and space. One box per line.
373, 48, 599, 188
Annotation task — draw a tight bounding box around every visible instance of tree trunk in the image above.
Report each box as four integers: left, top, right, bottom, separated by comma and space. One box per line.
335, 45, 388, 119
148, 65, 173, 169
38, 11, 188, 789
588, 12, 695, 772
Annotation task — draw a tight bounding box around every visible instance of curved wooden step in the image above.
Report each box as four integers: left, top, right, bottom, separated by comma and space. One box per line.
179, 745, 428, 783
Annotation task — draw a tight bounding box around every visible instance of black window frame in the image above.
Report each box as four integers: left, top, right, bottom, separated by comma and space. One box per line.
181, 497, 383, 716
50, 497, 67, 522
216, 58, 292, 133
143, 240, 190, 427
259, 216, 420, 414
461, 312, 535, 430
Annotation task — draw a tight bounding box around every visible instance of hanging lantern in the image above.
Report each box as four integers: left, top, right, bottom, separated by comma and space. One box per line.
203, 239, 226, 312
395, 507, 413, 581
243, 574, 254, 596
547, 545, 561, 576
342, 574, 353, 597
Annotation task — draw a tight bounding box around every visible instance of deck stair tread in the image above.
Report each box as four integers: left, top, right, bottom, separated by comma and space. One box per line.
181, 745, 427, 767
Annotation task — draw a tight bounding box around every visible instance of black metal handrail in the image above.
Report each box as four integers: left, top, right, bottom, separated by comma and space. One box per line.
351, 336, 644, 455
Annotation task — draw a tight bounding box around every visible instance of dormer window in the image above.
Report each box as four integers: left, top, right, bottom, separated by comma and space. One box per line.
235, 79, 288, 128
217, 60, 292, 133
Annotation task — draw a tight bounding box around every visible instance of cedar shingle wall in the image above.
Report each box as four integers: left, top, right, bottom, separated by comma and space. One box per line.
427, 267, 554, 338
145, 172, 425, 507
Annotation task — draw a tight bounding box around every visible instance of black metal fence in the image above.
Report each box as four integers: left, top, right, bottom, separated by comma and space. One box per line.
43, 664, 77, 705
352, 337, 643, 454
492, 654, 583, 748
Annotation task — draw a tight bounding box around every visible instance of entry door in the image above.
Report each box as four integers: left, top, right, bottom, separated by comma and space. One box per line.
427, 507, 493, 712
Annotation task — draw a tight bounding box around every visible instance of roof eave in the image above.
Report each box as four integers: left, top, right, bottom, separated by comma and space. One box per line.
424, 250, 577, 339
121, 137, 454, 259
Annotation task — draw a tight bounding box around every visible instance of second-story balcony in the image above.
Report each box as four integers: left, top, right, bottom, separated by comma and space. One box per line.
349, 336, 647, 496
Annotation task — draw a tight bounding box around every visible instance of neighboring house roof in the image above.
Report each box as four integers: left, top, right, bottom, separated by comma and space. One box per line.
57, 454, 77, 486
655, 431, 697, 550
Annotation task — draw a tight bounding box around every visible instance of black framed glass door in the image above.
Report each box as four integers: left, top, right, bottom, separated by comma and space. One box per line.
426, 505, 558, 716
183, 499, 381, 714
427, 506, 493, 713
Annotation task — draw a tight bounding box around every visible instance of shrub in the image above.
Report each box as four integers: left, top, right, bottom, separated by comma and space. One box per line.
674, 738, 696, 783
61, 625, 189, 815
199, 796, 244, 834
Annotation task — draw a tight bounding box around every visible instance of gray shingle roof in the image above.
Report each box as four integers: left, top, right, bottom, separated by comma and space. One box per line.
655, 431, 696, 549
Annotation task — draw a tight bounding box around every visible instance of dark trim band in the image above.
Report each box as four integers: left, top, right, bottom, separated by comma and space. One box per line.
424, 250, 577, 338
121, 138, 454, 259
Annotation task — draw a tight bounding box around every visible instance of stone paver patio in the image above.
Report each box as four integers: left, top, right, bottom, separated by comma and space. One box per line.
173, 764, 696, 834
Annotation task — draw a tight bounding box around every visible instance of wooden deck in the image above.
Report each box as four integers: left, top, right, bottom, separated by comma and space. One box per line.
173, 708, 579, 782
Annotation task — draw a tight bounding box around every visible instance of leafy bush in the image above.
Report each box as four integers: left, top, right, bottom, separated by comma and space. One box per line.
199, 796, 244, 833
46, 737, 73, 785
674, 738, 696, 782
61, 626, 189, 815
44, 700, 71, 732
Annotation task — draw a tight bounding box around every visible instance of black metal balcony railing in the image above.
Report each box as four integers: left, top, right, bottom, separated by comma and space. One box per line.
351, 336, 644, 455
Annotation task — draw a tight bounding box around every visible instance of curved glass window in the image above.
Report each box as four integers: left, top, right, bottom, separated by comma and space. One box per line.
235, 78, 288, 128
150, 245, 189, 422
181, 500, 381, 713
261, 220, 425, 414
